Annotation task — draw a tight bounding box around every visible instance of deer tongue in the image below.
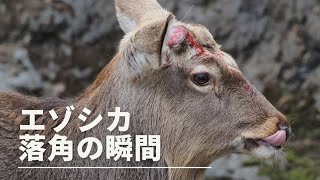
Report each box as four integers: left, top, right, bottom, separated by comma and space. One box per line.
262, 130, 286, 146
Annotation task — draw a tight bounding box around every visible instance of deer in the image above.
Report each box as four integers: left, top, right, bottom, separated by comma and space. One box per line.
0, 0, 291, 180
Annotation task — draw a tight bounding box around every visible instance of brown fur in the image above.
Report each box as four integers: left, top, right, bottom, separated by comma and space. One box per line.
0, 0, 290, 180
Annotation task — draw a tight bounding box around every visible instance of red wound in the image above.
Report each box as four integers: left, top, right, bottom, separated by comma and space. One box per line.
242, 84, 251, 91
186, 33, 205, 55
167, 26, 205, 55
167, 27, 188, 47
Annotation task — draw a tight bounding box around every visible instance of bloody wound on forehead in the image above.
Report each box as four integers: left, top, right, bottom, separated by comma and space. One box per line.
167, 26, 204, 55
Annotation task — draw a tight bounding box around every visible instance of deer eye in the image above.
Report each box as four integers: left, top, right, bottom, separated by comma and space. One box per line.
192, 73, 210, 86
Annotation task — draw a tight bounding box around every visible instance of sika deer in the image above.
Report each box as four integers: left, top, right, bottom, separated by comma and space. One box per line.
0, 0, 291, 179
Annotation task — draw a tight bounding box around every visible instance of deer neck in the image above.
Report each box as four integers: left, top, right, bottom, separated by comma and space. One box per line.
75, 55, 164, 135
70, 56, 166, 178
72, 56, 211, 180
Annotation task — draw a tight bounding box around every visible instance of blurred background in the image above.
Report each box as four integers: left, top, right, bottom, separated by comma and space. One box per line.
0, 0, 319, 179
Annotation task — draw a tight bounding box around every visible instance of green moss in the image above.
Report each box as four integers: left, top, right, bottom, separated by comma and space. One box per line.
242, 158, 261, 166
269, 89, 320, 140
258, 150, 319, 180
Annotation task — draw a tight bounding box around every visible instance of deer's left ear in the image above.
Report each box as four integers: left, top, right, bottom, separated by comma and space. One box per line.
119, 15, 179, 77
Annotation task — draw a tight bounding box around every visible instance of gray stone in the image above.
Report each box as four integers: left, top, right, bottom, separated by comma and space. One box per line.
206, 154, 269, 180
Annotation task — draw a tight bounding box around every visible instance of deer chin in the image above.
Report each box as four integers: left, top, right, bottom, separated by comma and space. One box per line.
243, 139, 286, 167
241, 130, 287, 164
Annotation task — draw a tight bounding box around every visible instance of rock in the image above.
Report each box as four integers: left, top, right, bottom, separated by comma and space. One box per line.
205, 154, 268, 180
28, 0, 119, 44
0, 45, 42, 91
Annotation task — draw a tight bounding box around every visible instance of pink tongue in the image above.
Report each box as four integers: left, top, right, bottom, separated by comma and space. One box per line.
263, 130, 286, 146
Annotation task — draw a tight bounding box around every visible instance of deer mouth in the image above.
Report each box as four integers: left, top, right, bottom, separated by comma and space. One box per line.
245, 130, 287, 150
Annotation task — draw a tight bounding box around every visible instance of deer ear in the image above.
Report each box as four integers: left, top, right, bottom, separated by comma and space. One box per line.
115, 0, 170, 33
119, 15, 178, 77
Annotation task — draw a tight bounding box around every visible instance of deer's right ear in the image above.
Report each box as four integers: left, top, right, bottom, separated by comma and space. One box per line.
115, 0, 170, 33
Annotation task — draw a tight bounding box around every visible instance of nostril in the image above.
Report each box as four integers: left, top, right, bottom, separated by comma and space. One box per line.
280, 126, 292, 141
277, 113, 291, 140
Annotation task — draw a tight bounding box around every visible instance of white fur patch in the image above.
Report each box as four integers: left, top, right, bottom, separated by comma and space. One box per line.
231, 137, 286, 168
119, 33, 160, 77
251, 145, 286, 168
116, 10, 138, 33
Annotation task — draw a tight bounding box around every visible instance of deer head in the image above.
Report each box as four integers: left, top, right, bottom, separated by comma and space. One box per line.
112, 0, 291, 171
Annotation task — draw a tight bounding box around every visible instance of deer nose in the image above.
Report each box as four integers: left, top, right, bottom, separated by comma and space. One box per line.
279, 126, 292, 141
277, 112, 292, 141
277, 113, 292, 141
